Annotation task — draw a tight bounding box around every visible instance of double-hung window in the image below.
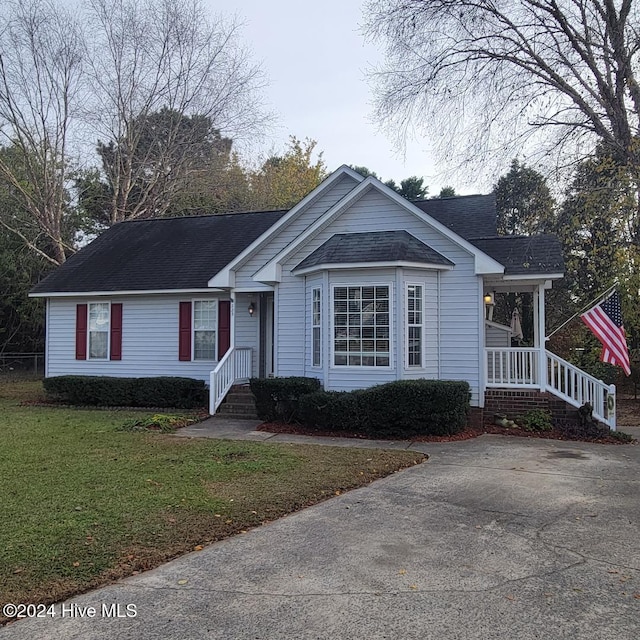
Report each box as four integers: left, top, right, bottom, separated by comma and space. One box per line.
193, 300, 217, 360
312, 288, 321, 367
88, 302, 110, 359
333, 285, 390, 367
406, 284, 423, 367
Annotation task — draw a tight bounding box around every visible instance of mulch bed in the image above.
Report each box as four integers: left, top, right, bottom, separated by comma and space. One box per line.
258, 421, 636, 445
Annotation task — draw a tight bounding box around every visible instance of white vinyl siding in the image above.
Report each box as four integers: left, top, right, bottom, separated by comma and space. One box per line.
233, 173, 358, 290
88, 302, 109, 359
286, 189, 481, 404
234, 293, 260, 377
46, 294, 254, 383
485, 321, 511, 348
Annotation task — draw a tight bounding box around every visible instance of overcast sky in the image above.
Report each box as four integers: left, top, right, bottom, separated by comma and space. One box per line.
215, 0, 474, 195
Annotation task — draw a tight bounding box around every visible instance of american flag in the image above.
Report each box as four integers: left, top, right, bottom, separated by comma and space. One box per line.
581, 290, 631, 376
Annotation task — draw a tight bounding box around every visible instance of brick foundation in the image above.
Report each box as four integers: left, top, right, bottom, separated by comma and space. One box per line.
482, 389, 581, 426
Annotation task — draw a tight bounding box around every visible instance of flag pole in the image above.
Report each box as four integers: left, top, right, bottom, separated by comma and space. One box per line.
547, 283, 618, 339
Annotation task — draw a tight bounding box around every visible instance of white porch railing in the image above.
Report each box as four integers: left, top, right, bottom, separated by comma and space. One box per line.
485, 348, 616, 429
485, 348, 540, 387
546, 351, 616, 429
209, 347, 253, 415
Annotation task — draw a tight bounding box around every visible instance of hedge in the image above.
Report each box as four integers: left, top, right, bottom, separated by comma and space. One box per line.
43, 375, 207, 409
249, 376, 322, 422
298, 380, 470, 438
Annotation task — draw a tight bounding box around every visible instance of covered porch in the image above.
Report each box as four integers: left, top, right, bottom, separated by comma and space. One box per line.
483, 279, 616, 429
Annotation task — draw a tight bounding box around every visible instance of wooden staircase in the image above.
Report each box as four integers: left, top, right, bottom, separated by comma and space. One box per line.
216, 384, 258, 419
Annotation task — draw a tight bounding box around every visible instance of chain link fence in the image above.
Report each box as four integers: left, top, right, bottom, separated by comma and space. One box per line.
0, 352, 45, 375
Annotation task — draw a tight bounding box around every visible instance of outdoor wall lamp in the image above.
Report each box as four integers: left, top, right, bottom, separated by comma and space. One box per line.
484, 292, 495, 305
248, 301, 256, 316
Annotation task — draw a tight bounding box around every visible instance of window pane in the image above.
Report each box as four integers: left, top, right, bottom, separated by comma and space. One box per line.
89, 303, 109, 331
312, 288, 321, 366
194, 330, 216, 360
333, 285, 390, 367
89, 331, 107, 359
194, 300, 216, 331
313, 327, 321, 367
407, 285, 423, 367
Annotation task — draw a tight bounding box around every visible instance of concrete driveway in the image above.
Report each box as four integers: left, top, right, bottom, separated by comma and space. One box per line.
2, 434, 639, 640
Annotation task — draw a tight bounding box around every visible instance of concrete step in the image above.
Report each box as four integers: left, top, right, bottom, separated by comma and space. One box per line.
217, 403, 259, 418
224, 392, 256, 405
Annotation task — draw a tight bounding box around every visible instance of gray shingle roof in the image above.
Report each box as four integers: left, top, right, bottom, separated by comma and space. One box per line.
294, 231, 454, 271
412, 194, 497, 239
31, 190, 563, 295
470, 235, 564, 275
31, 210, 288, 294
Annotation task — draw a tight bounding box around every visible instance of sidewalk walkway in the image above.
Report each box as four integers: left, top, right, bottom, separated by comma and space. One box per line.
174, 415, 640, 449
173, 415, 431, 451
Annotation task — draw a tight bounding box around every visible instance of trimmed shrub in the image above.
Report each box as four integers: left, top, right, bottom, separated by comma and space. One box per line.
298, 379, 470, 438
43, 376, 207, 409
298, 390, 366, 432
132, 377, 207, 409
362, 380, 470, 438
249, 376, 322, 422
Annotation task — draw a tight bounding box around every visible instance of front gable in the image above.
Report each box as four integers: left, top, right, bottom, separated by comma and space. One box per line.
253, 178, 505, 284
208, 166, 363, 290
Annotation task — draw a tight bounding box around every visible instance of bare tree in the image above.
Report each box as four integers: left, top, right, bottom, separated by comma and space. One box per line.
0, 0, 83, 265
364, 0, 640, 177
85, 0, 269, 223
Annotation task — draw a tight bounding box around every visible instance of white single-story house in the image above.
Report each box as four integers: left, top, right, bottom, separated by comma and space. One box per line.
30, 166, 616, 427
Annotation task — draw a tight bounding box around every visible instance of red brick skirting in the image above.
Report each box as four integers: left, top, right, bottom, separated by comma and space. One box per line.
481, 389, 581, 426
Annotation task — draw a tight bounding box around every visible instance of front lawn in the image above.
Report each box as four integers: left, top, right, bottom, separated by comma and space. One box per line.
0, 378, 424, 615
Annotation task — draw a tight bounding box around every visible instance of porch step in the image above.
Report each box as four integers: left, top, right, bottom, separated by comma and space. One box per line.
217, 385, 258, 418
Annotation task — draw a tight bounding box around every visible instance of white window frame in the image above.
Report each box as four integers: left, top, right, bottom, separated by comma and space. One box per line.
405, 283, 424, 369
330, 283, 393, 369
87, 301, 110, 360
312, 287, 321, 368
192, 299, 218, 361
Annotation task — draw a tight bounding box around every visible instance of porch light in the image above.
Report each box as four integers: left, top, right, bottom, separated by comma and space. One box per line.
248, 301, 256, 316
484, 292, 495, 305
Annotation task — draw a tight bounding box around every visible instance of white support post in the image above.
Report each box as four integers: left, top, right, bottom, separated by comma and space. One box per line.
535, 285, 546, 391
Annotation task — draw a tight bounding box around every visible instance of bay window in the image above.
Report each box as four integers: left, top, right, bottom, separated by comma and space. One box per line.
312, 288, 321, 367
406, 284, 423, 367
333, 285, 390, 367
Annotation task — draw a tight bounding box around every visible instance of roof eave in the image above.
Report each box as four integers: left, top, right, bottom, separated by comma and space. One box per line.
291, 260, 455, 277
254, 177, 505, 282
208, 166, 364, 288
29, 287, 227, 298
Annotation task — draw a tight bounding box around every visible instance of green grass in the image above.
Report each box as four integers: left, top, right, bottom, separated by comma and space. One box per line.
0, 378, 424, 613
